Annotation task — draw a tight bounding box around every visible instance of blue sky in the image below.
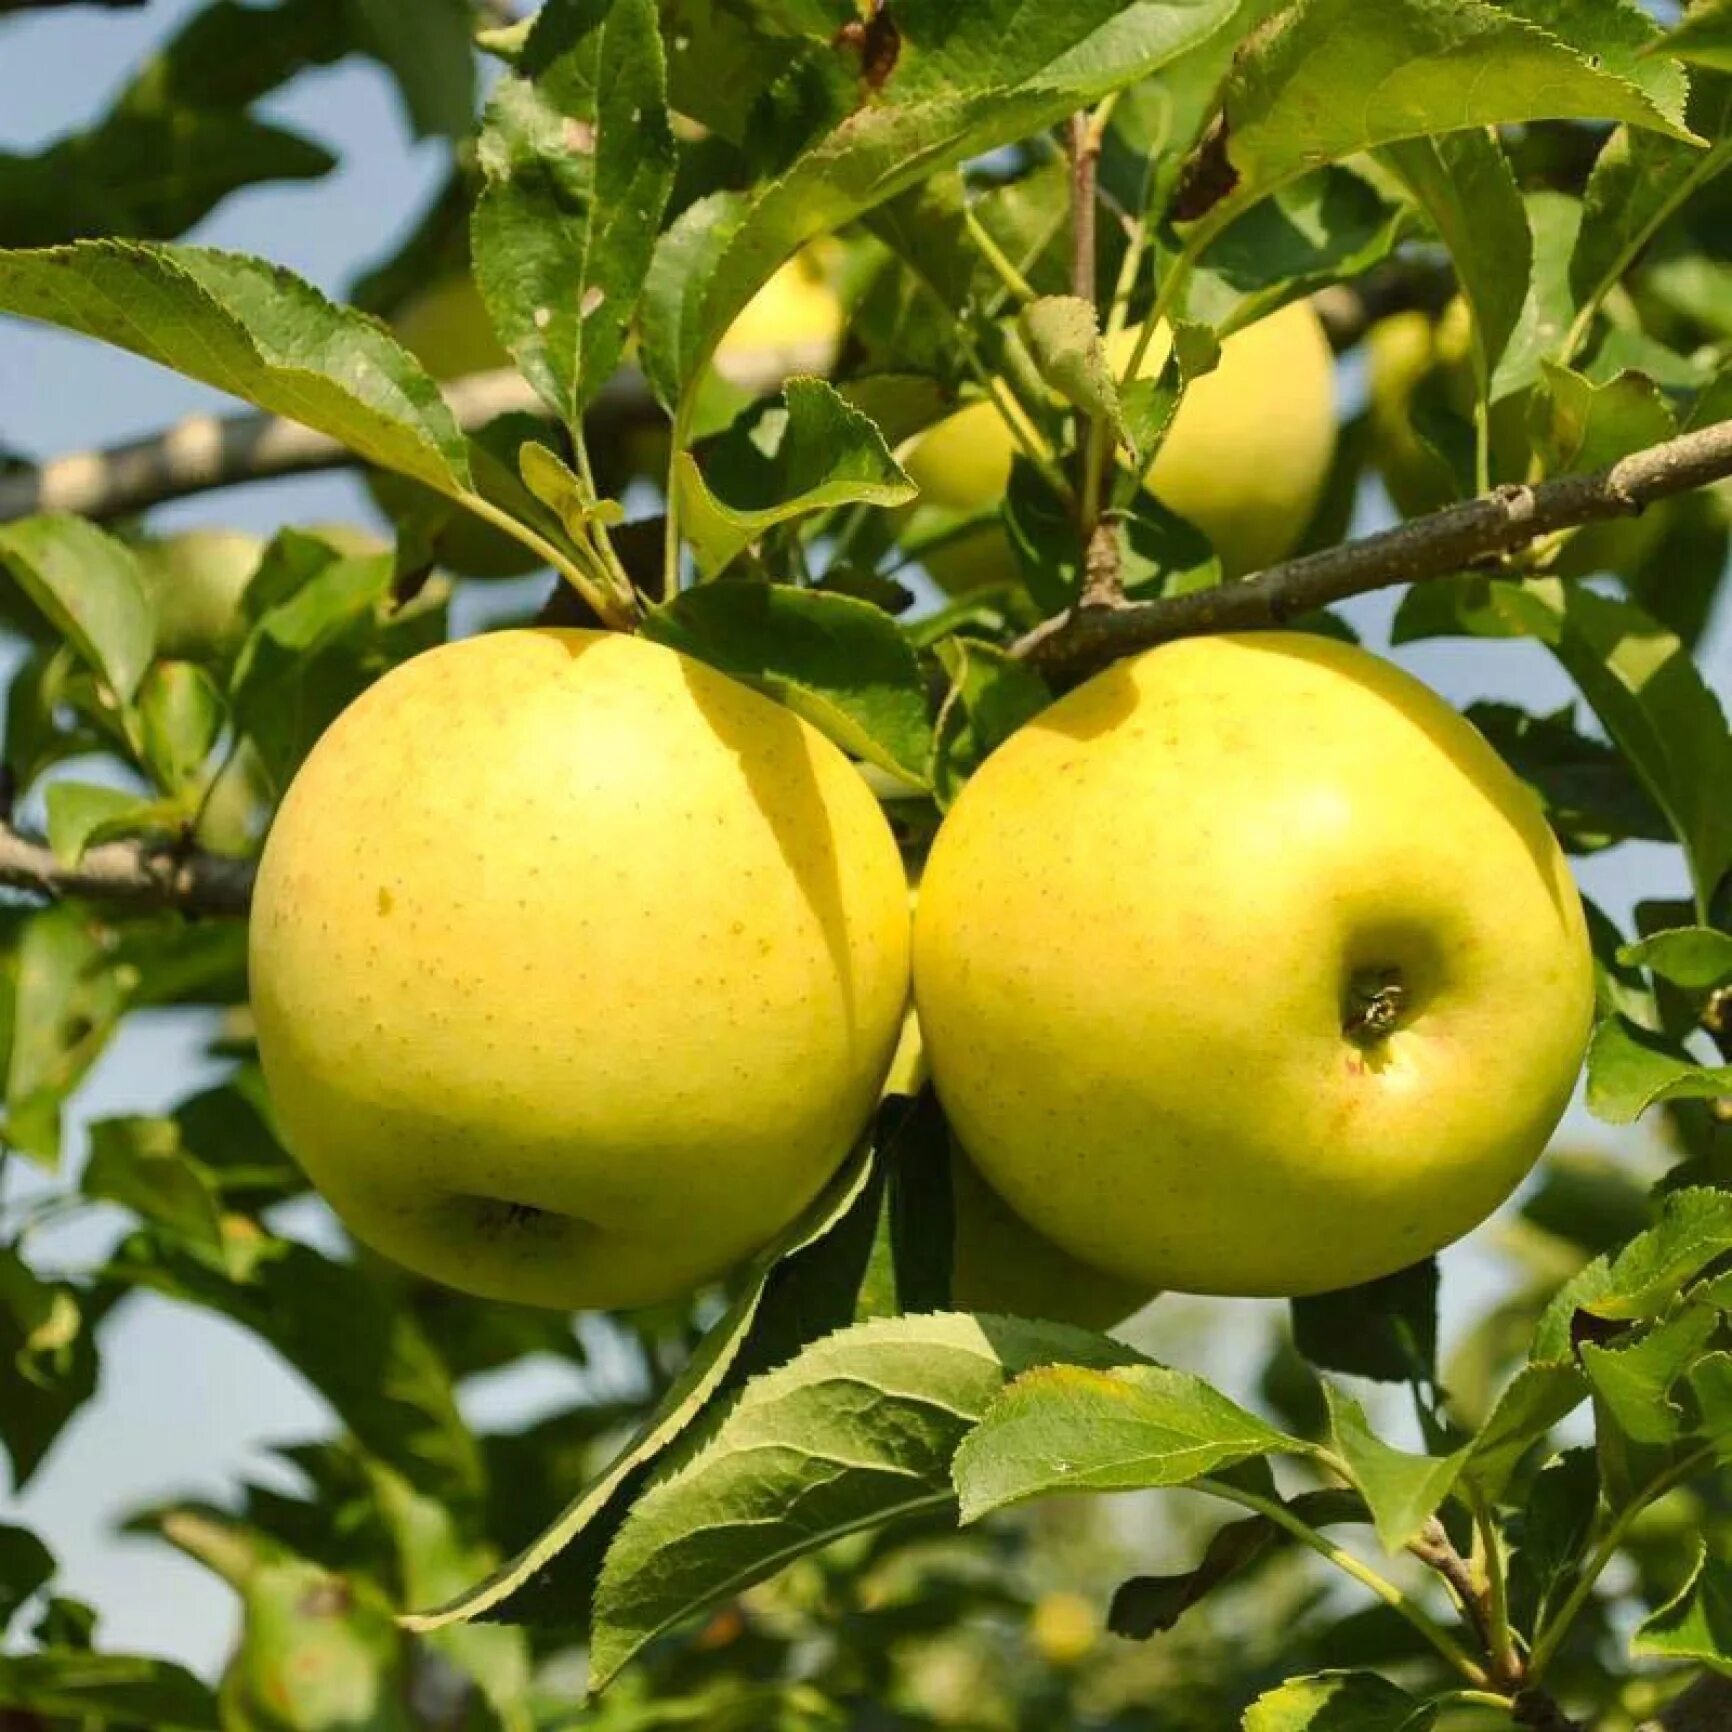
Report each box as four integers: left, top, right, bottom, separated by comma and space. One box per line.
1, 0, 1725, 1675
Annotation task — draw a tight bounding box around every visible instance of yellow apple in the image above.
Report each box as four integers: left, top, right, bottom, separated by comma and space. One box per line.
913, 633, 1594, 1298
884, 1009, 1150, 1330
900, 299, 1337, 590
715, 253, 845, 372
133, 529, 265, 662
250, 629, 911, 1309
1028, 1592, 1098, 1668
949, 1141, 1150, 1330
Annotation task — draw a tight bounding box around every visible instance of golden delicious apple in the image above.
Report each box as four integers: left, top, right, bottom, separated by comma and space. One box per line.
913, 633, 1595, 1297
901, 299, 1337, 590
250, 629, 911, 1309
884, 1009, 1149, 1329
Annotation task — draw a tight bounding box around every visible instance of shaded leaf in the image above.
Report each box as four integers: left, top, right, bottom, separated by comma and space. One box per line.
1291, 1261, 1437, 1385
1110, 1488, 1367, 1640
0, 1249, 100, 1490
0, 1523, 53, 1635
930, 639, 1051, 809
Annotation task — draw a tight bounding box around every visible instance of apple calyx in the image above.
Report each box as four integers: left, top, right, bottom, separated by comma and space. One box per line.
1344, 967, 1406, 1047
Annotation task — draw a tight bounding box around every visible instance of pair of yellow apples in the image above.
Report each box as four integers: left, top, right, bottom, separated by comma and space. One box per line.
250, 622, 1595, 1323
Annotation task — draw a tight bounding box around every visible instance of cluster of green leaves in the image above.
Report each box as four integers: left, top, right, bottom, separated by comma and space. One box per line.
3, 0, 1732, 1728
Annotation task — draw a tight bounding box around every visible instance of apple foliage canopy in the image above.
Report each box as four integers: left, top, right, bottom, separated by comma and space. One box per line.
2, 0, 1732, 1728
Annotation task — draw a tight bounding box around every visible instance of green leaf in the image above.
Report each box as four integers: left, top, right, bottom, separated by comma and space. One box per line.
0, 1652, 217, 1731
1686, 1352, 1732, 1456
1323, 1387, 1466, 1554
230, 546, 443, 792
1619, 927, 1732, 990
642, 0, 1272, 401
0, 516, 154, 702
1381, 129, 1529, 399
1462, 1362, 1590, 1500
1654, 0, 1732, 72
1570, 74, 1732, 344
1019, 296, 1120, 430
672, 378, 915, 577
643, 580, 931, 784
591, 1313, 1141, 1690
349, 0, 476, 138
83, 1117, 229, 1263
930, 639, 1052, 809
1110, 1487, 1369, 1640
1291, 1261, 1438, 1385
0, 244, 476, 503
1582, 1306, 1719, 1445
0, 1523, 51, 1637
1632, 1539, 1732, 1674
6, 905, 134, 1168
43, 784, 177, 869
953, 1361, 1305, 1522
1501, 0, 1689, 123
473, 0, 674, 426
407, 1138, 888, 1631
161, 1514, 420, 1732
1495, 582, 1732, 912
138, 660, 226, 794
1535, 1188, 1732, 1358
1241, 1670, 1438, 1732
0, 1250, 100, 1490
1534, 363, 1678, 475
1221, 0, 1694, 237
1584, 1014, 1732, 1125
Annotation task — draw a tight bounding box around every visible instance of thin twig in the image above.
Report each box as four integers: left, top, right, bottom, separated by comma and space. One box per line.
1409, 1517, 1496, 1669
1015, 418, 1732, 678
0, 822, 254, 917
